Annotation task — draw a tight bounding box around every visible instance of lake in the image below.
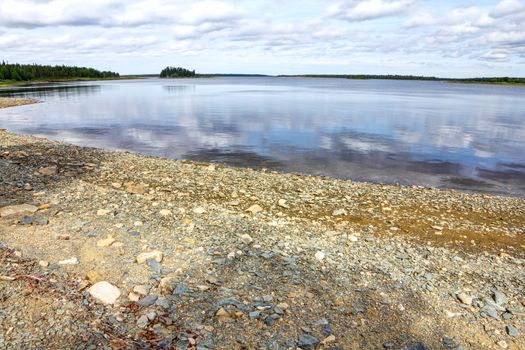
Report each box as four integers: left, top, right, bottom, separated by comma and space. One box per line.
1, 77, 524, 196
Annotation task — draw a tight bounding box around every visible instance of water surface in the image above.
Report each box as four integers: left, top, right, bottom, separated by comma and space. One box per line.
1, 77, 524, 196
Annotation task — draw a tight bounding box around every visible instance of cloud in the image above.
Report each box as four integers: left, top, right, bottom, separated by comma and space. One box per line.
490, 0, 525, 18
327, 0, 418, 21
0, 0, 245, 28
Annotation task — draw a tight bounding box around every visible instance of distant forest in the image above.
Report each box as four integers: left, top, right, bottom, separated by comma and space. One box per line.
279, 74, 525, 84
0, 61, 119, 81
160, 66, 196, 78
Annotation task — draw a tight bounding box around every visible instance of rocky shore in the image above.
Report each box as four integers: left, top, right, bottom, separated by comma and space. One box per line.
0, 99, 524, 349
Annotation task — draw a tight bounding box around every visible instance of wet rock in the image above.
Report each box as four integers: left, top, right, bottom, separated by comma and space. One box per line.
88, 281, 121, 305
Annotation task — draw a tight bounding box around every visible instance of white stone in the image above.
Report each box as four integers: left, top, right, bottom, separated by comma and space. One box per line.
315, 251, 325, 261
159, 209, 171, 216
332, 209, 347, 216
58, 257, 79, 265
193, 207, 207, 214
97, 209, 111, 216
97, 236, 116, 247
88, 281, 121, 305
240, 234, 254, 245
278, 199, 289, 208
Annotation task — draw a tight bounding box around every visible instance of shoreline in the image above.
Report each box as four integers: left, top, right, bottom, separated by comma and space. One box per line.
1, 100, 524, 349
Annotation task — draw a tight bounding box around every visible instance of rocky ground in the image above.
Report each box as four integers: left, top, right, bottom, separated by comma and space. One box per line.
0, 99, 524, 349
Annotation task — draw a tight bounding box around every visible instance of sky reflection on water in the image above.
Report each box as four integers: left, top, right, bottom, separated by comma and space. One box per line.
1, 77, 524, 196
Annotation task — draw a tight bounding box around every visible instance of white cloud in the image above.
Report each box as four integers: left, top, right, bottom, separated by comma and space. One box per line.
490, 0, 525, 18
327, 0, 418, 21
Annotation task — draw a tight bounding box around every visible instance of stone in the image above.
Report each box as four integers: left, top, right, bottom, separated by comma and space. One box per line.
240, 234, 253, 245
38, 260, 49, 267
159, 277, 176, 295
348, 235, 359, 242
155, 297, 170, 309
159, 209, 171, 216
480, 305, 499, 320
332, 209, 347, 216
0, 204, 38, 218
97, 236, 116, 247
58, 257, 79, 265
97, 209, 112, 216
20, 216, 48, 225
137, 315, 149, 328
38, 166, 58, 176
86, 270, 104, 283
315, 251, 325, 261
128, 292, 140, 302
126, 183, 148, 195
497, 340, 508, 349
506, 324, 518, 337
55, 234, 70, 240
133, 285, 149, 296
136, 250, 163, 264
246, 204, 263, 214
322, 335, 336, 345
278, 199, 289, 208
23, 183, 33, 191
457, 292, 473, 305
298, 335, 320, 350
215, 307, 231, 321
493, 291, 507, 306
193, 207, 207, 214
88, 281, 121, 305
138, 295, 158, 306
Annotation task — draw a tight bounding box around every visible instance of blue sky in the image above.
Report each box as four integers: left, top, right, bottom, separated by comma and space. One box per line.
0, 0, 524, 77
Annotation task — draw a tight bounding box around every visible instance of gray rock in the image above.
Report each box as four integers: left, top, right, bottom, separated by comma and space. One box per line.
249, 311, 261, 319
137, 315, 149, 328
493, 290, 507, 306
480, 305, 499, 320
403, 343, 429, 350
138, 295, 158, 306
298, 335, 320, 350
506, 324, 519, 337
155, 297, 170, 309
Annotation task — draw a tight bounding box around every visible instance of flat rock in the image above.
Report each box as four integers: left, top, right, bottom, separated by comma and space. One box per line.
0, 204, 38, 218
96, 236, 116, 247
38, 166, 58, 176
136, 250, 163, 264
88, 281, 121, 305
246, 204, 263, 214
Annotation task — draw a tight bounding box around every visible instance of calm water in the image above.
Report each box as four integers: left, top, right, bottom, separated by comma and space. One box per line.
1, 77, 525, 196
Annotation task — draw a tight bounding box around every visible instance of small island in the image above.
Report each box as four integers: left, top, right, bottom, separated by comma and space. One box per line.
159, 66, 196, 78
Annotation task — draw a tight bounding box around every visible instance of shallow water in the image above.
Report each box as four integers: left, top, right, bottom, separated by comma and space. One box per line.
1, 77, 524, 196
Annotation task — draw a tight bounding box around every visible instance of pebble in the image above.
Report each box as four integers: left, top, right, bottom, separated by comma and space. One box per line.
159, 209, 171, 216
457, 292, 473, 305
497, 340, 508, 349
96, 236, 116, 247
493, 290, 507, 306
87, 281, 121, 305
506, 324, 518, 337
38, 166, 58, 176
137, 315, 149, 328
96, 209, 111, 216
240, 234, 254, 245
193, 207, 207, 214
246, 204, 263, 214
133, 285, 150, 296
38, 260, 49, 267
138, 295, 158, 306
298, 335, 320, 350
278, 199, 289, 208
136, 250, 163, 264
58, 257, 79, 265
332, 209, 347, 216
315, 251, 325, 261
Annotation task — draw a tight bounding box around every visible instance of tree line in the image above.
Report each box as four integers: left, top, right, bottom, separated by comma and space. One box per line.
0, 61, 119, 81
160, 66, 196, 78
279, 74, 525, 84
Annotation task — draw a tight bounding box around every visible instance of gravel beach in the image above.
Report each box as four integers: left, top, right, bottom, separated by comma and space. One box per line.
1, 98, 524, 349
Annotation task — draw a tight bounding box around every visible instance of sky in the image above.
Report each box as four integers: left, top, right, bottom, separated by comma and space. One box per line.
0, 0, 524, 77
